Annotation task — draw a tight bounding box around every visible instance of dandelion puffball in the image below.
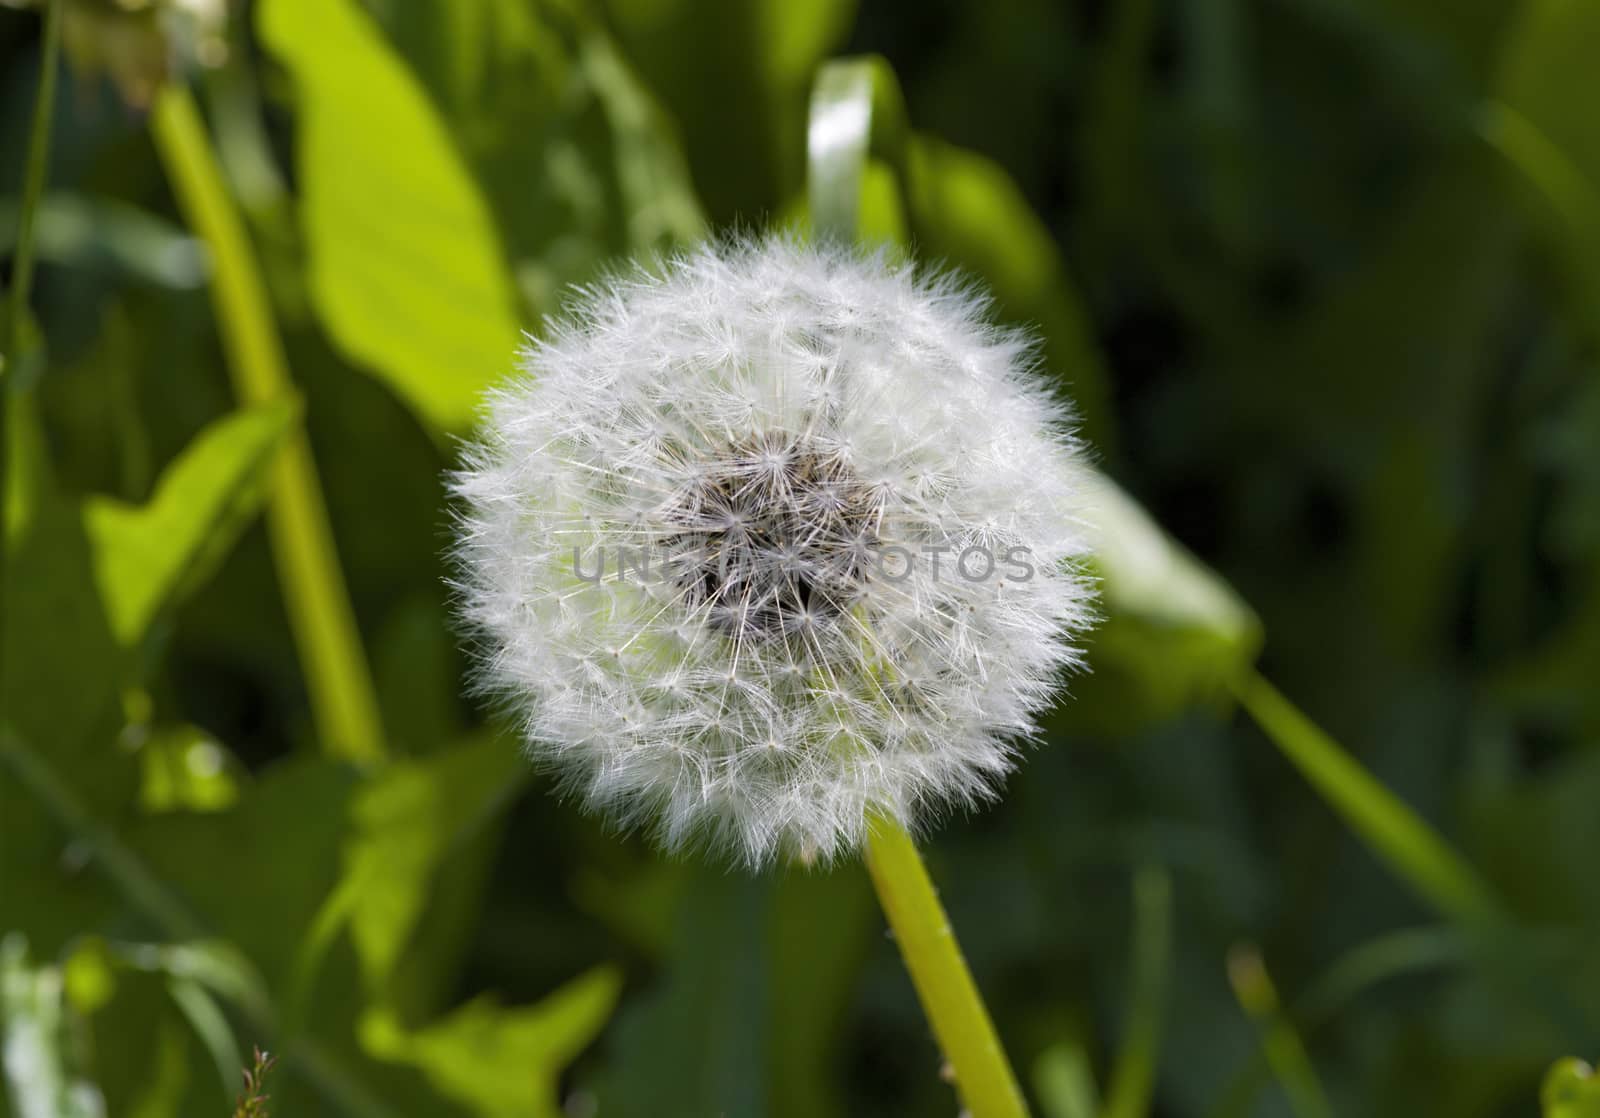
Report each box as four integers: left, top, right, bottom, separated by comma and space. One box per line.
453, 236, 1096, 865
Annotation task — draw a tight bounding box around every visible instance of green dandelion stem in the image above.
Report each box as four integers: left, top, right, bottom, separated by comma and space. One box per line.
149, 84, 385, 765
865, 813, 1029, 1118
812, 54, 1033, 1117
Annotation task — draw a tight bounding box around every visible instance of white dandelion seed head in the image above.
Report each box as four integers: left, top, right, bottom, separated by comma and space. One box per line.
452, 235, 1096, 866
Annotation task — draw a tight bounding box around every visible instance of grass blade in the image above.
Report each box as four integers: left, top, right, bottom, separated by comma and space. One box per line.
1232, 670, 1499, 925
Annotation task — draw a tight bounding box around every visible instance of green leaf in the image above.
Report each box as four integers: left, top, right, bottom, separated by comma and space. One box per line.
599, 871, 771, 1116
1033, 1041, 1100, 1118
1078, 471, 1262, 722
607, 0, 857, 222
1544, 1058, 1600, 1118
83, 400, 295, 646
137, 724, 240, 814
258, 0, 524, 431
1489, 0, 1600, 333
902, 134, 1119, 460
309, 735, 527, 998
596, 864, 874, 1118
578, 29, 708, 249
2, 394, 126, 758
360, 967, 621, 1118
0, 194, 207, 289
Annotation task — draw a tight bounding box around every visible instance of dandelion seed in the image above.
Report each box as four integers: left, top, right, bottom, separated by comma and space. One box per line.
452, 235, 1095, 866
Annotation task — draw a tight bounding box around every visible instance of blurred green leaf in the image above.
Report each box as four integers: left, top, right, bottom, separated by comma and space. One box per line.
1078, 471, 1262, 723
2, 393, 127, 760
360, 966, 621, 1118
604, 0, 856, 222
905, 134, 1118, 459
129, 757, 356, 995
1545, 1058, 1600, 1118
578, 29, 707, 249
309, 735, 526, 999
1034, 1041, 1100, 1118
258, 0, 524, 432
0, 194, 207, 289
138, 724, 240, 814
3, 400, 296, 952
2, 398, 292, 754
1492, 0, 1600, 329
595, 865, 873, 1118
1498, 0, 1600, 198
84, 401, 294, 646
600, 871, 770, 1115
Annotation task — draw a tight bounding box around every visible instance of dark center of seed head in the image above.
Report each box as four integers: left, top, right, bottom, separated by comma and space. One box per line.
661, 434, 879, 640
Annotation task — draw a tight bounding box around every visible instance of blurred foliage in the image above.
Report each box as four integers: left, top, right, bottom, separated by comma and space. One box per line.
4, 0, 1600, 1116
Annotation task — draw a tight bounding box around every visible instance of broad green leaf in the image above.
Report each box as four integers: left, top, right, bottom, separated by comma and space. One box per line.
84, 401, 294, 645
360, 967, 621, 1118
596, 864, 873, 1118
312, 735, 526, 996
599, 871, 770, 1116
3, 399, 292, 759
4, 402, 292, 948
366, 0, 705, 319
367, 0, 567, 127
129, 756, 358, 995
258, 0, 523, 431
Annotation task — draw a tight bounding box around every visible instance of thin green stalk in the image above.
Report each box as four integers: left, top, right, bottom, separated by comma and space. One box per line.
1205, 927, 1467, 1118
865, 814, 1029, 1118
2, 0, 63, 709
1226, 945, 1334, 1118
1232, 669, 1499, 925
1478, 102, 1600, 333
148, 85, 385, 765
1102, 866, 1172, 1118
